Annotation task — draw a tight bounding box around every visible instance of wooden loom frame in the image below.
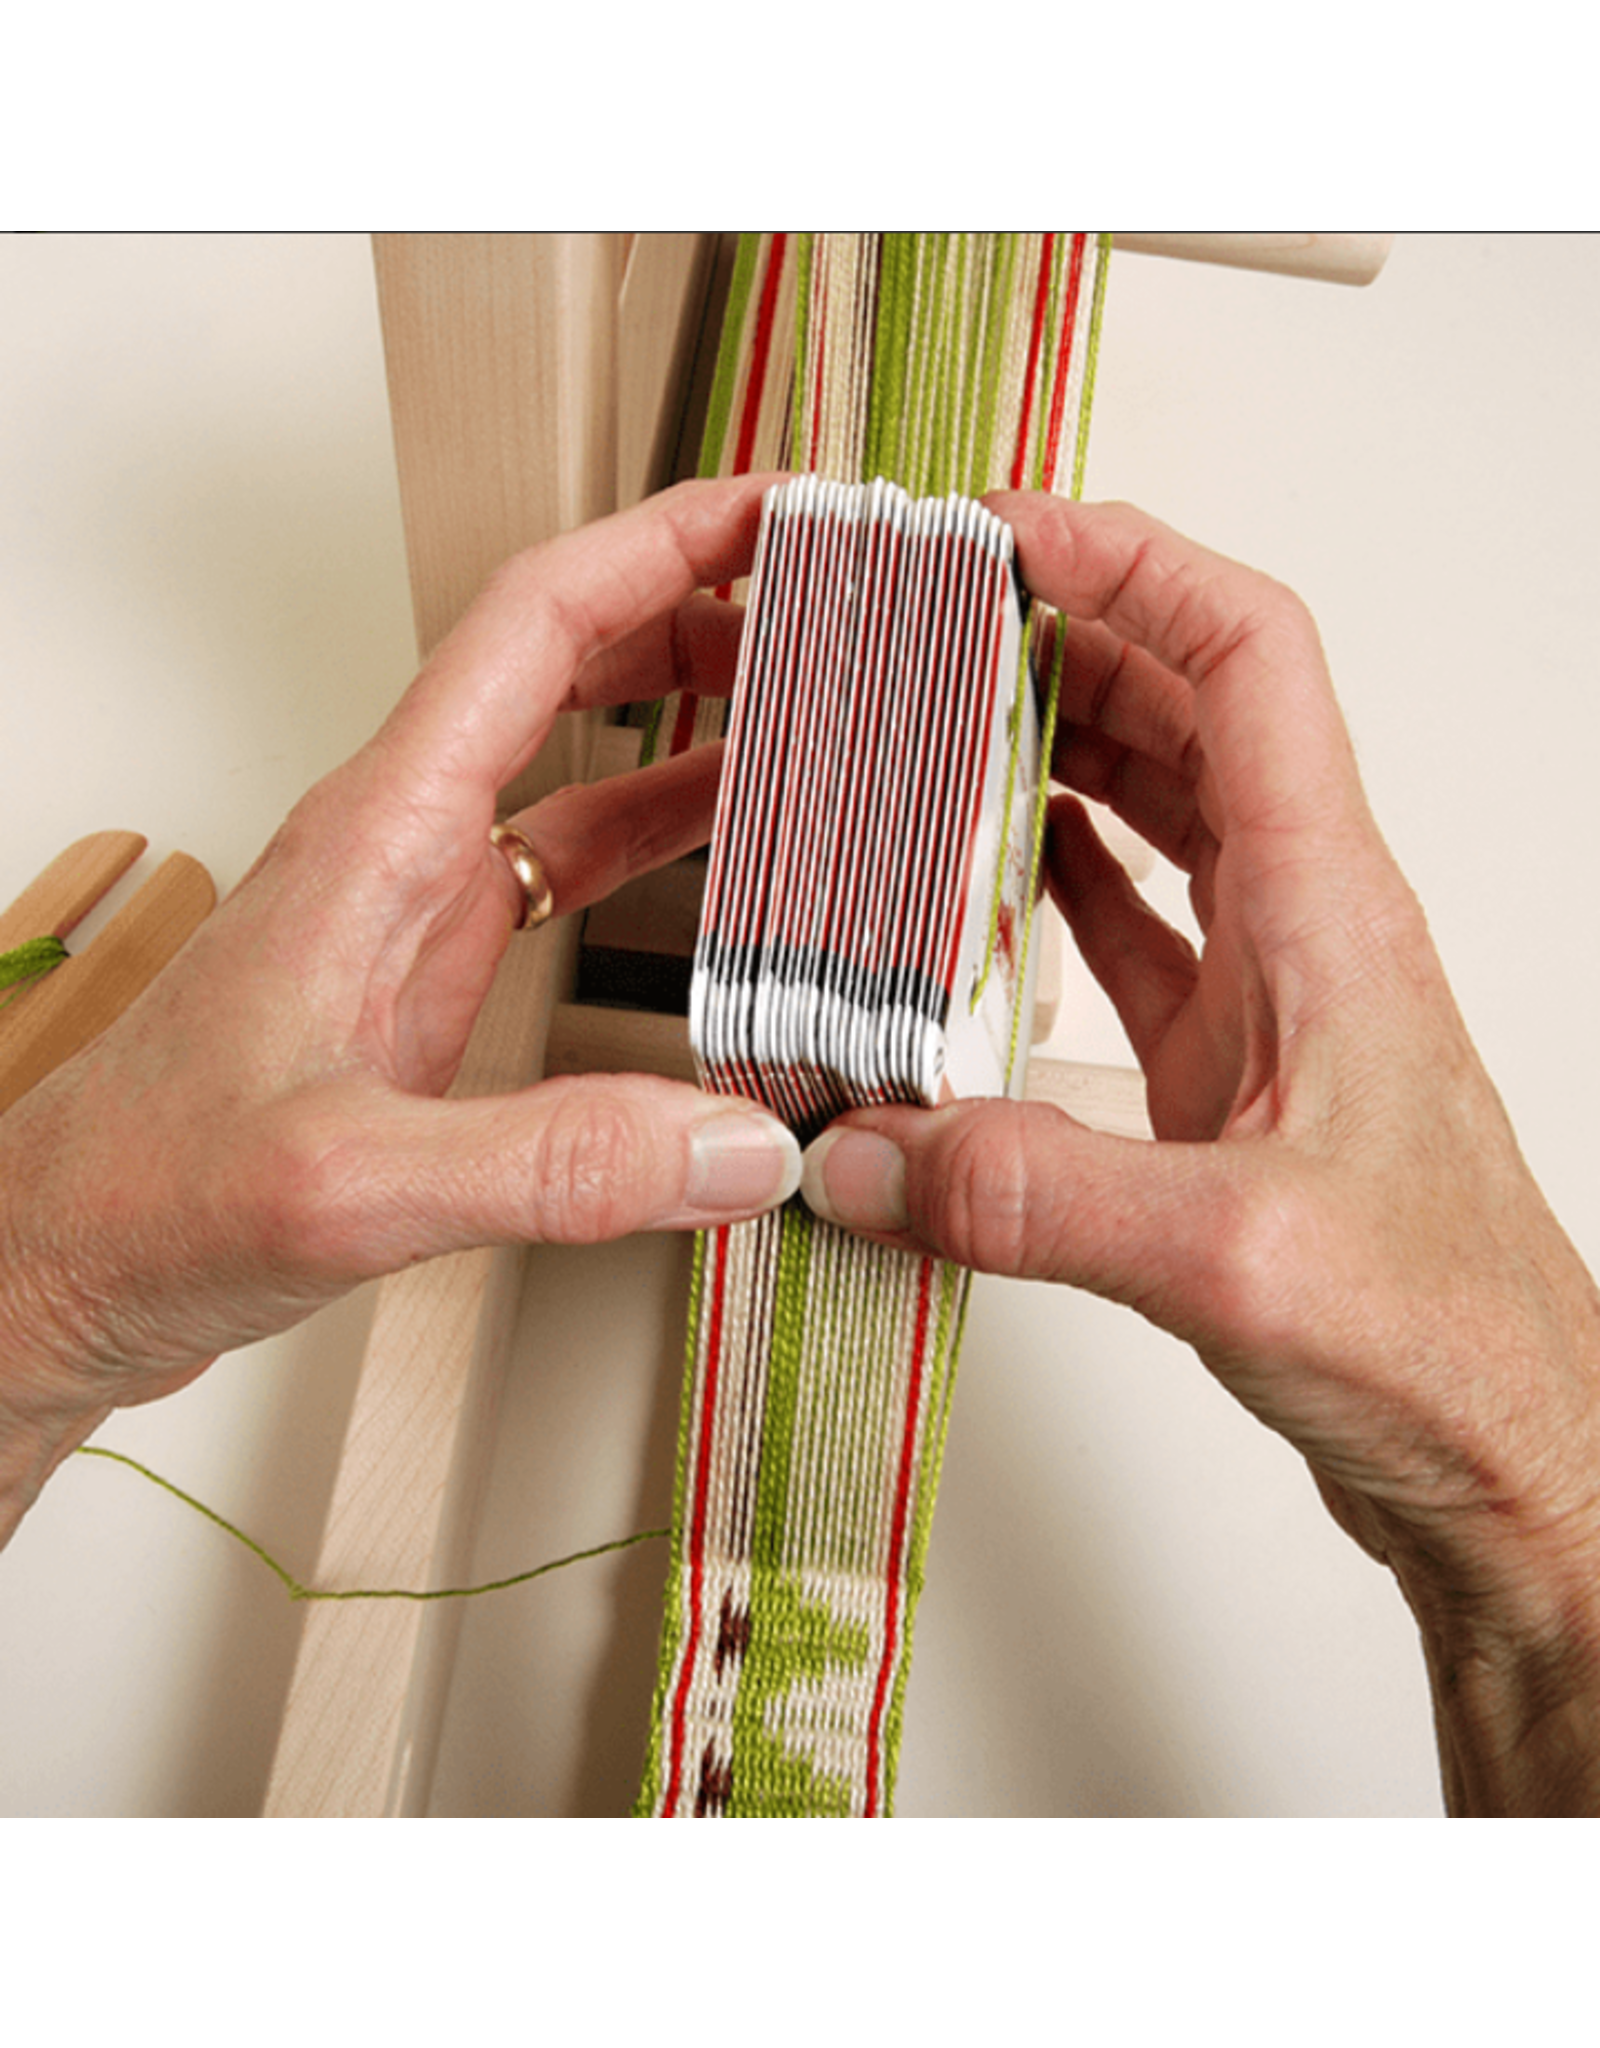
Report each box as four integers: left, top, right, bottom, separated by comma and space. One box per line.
263, 231, 1391, 1816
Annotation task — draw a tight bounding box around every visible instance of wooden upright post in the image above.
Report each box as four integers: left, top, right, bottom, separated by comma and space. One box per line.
266, 235, 632, 1817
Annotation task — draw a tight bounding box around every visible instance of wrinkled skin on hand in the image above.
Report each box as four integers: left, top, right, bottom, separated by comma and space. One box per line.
0, 478, 801, 1536
801, 494, 1600, 1813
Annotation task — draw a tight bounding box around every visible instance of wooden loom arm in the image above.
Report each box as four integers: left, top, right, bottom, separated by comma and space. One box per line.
1113, 233, 1393, 286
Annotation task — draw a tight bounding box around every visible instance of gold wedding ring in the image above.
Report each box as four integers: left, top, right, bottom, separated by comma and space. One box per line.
490, 822, 556, 931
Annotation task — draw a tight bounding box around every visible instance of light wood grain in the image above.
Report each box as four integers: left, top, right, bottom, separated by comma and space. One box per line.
0, 831, 147, 954
373, 233, 626, 668
1114, 233, 1393, 287
265, 234, 631, 1818
1022, 1052, 1152, 1140
617, 234, 716, 506
0, 852, 215, 1114
264, 924, 575, 1815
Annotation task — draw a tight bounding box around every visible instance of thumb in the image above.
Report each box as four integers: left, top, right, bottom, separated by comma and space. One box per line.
799, 1098, 1252, 1346
337, 1074, 803, 1267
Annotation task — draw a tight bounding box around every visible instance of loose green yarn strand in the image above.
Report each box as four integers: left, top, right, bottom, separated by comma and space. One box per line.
75, 1445, 666, 1604
0, 933, 68, 1003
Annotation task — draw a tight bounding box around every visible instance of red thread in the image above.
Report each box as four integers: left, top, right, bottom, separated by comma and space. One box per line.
1039, 234, 1086, 493
937, 593, 1008, 993
1008, 233, 1056, 491
731, 233, 789, 480
863, 1256, 935, 1816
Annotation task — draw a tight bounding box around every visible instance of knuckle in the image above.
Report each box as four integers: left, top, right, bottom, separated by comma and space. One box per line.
525, 1085, 652, 1244
920, 1104, 1040, 1277
236, 1102, 374, 1281
1186, 1166, 1323, 1358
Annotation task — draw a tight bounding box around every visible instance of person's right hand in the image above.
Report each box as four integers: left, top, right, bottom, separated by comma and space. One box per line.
800, 494, 1600, 1813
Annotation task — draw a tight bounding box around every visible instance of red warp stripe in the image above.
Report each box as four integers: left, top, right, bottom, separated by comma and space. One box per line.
1007, 232, 1056, 491
662, 1226, 732, 1815
731, 232, 789, 480
863, 1256, 935, 1816
808, 266, 827, 458
1039, 234, 1086, 493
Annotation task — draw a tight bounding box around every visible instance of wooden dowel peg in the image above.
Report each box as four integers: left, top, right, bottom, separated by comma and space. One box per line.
0, 847, 214, 1114
1112, 233, 1393, 287
0, 831, 147, 954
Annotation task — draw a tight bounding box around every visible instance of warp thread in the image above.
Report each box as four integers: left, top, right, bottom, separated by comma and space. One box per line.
636, 234, 1112, 1817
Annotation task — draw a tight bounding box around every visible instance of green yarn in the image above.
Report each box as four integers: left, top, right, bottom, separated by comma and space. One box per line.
880, 1260, 969, 1806
969, 234, 1015, 495
750, 1202, 813, 1574
0, 933, 67, 1001
75, 1444, 665, 1604
697, 232, 763, 483
864, 233, 914, 484
790, 231, 815, 464
729, 1566, 866, 1817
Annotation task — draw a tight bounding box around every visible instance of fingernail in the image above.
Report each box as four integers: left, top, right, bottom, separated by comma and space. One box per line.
684, 1110, 802, 1218
800, 1129, 909, 1232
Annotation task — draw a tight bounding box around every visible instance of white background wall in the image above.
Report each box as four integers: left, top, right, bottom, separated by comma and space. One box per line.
2, 233, 1596, 1817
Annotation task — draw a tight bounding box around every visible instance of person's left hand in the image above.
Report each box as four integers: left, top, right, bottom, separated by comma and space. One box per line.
0, 476, 799, 1526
